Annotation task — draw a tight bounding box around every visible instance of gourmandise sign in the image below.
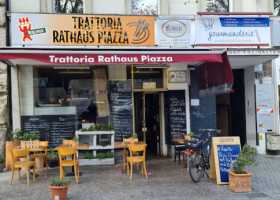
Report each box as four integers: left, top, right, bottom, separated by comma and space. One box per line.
13, 14, 155, 46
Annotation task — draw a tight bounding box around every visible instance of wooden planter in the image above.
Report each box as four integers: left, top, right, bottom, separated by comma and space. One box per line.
20, 140, 39, 149
49, 184, 70, 200
5, 141, 20, 170
79, 158, 114, 166
228, 170, 252, 192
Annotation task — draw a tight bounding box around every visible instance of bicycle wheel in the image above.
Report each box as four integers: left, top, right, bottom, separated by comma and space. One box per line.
189, 152, 204, 183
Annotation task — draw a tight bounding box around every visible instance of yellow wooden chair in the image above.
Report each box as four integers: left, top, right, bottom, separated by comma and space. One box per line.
58, 147, 79, 183
122, 139, 139, 170
63, 139, 77, 147
10, 149, 36, 185
30, 141, 48, 174
126, 144, 148, 180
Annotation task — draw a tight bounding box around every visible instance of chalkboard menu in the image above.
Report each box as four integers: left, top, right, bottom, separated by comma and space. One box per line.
210, 137, 241, 184
110, 81, 133, 141
21, 115, 76, 148
217, 145, 240, 182
164, 90, 187, 144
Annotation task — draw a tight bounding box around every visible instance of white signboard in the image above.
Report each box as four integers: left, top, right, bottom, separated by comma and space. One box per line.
272, 18, 280, 46
157, 19, 191, 47
195, 16, 270, 46
256, 84, 275, 133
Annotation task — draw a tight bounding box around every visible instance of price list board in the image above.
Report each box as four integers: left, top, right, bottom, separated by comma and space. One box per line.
109, 81, 133, 141
210, 137, 241, 185
21, 115, 76, 148
164, 90, 187, 144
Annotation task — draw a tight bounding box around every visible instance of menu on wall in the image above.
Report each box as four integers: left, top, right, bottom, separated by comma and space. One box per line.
110, 81, 133, 141
164, 90, 187, 144
21, 115, 76, 148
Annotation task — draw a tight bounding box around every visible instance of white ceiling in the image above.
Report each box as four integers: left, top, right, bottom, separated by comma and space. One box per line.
228, 55, 279, 69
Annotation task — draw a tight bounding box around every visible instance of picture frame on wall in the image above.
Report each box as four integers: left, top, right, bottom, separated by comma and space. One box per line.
168, 70, 187, 83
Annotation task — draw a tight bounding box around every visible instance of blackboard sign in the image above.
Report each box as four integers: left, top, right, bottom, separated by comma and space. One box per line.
164, 90, 186, 144
217, 145, 240, 183
110, 81, 133, 141
210, 137, 241, 184
21, 115, 76, 148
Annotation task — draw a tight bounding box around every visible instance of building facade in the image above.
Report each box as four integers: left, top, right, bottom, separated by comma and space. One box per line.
0, 0, 279, 157
0, 0, 8, 158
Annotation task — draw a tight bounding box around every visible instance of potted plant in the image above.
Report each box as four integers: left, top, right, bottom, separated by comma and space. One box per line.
49, 177, 71, 200
228, 144, 258, 193
47, 148, 58, 168
0, 157, 5, 172
20, 132, 40, 150
129, 133, 138, 143
5, 129, 22, 170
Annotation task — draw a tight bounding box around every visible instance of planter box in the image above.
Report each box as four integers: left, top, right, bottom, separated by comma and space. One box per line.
21, 140, 39, 149
79, 158, 114, 166
228, 170, 252, 193
6, 141, 20, 170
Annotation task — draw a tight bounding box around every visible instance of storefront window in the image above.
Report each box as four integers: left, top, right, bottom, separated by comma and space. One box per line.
206, 0, 229, 12
19, 66, 133, 147
131, 0, 158, 15
53, 0, 84, 13
130, 66, 167, 91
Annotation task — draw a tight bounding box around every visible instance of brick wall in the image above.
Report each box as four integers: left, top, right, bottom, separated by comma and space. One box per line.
0, 0, 7, 158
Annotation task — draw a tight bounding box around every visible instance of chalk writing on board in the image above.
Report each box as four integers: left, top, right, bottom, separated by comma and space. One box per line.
217, 145, 240, 182
21, 115, 76, 148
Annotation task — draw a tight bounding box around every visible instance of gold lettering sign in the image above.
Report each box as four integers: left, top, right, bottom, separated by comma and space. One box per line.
50, 15, 155, 46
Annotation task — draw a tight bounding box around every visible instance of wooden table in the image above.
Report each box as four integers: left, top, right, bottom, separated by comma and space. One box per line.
115, 141, 146, 148
55, 144, 90, 176
115, 141, 146, 170
55, 144, 90, 150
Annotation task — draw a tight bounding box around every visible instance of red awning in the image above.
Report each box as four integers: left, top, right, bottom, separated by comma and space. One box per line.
0, 48, 225, 64
195, 52, 234, 98
0, 47, 233, 97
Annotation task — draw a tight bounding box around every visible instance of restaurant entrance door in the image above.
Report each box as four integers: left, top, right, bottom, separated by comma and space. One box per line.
134, 92, 160, 155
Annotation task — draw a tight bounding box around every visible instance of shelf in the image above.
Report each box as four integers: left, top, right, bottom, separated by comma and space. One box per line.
75, 130, 115, 165
76, 131, 115, 135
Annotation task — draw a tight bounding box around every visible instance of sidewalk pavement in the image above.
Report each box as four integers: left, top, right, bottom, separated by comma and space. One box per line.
0, 154, 279, 200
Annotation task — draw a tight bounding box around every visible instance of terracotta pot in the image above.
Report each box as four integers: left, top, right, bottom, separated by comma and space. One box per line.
228, 170, 252, 192
35, 158, 43, 169
49, 184, 70, 200
5, 141, 20, 170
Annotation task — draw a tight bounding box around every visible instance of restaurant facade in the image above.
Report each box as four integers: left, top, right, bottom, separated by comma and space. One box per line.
0, 0, 279, 156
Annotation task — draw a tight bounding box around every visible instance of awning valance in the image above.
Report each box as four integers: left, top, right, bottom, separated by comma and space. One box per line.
0, 48, 225, 64
0, 47, 234, 97
196, 52, 234, 98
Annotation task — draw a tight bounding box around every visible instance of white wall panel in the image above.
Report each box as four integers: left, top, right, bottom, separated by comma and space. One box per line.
92, 0, 126, 14
11, 0, 40, 12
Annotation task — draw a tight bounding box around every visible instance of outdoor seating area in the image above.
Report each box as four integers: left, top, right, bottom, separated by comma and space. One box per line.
1, 153, 277, 199
172, 134, 196, 170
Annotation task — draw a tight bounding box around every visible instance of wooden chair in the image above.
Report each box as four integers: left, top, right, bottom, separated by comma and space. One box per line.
62, 140, 77, 147
58, 147, 79, 183
10, 149, 36, 185
122, 138, 139, 170
126, 144, 148, 180
172, 134, 186, 164
30, 141, 48, 174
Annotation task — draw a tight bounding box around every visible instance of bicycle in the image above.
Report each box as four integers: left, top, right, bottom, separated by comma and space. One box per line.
185, 129, 221, 183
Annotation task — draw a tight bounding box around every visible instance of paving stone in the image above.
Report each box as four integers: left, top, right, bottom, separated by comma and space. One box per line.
0, 155, 278, 200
